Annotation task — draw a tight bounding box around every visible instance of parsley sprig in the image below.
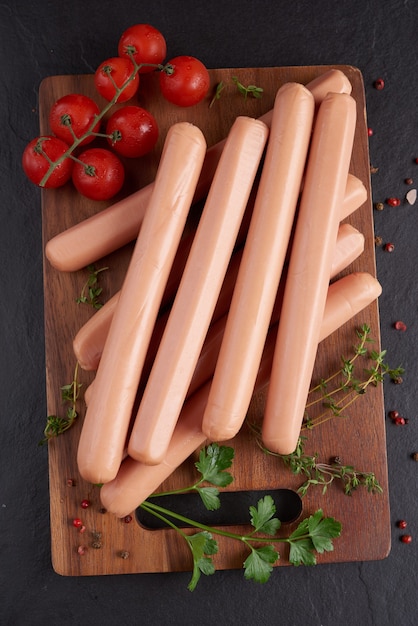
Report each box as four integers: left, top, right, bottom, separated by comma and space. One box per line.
139, 444, 341, 590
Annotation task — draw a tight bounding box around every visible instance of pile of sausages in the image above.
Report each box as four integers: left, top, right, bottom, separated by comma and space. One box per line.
45, 69, 381, 518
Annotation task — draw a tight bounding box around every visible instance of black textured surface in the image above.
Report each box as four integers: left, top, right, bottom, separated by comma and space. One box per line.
2, 1, 418, 624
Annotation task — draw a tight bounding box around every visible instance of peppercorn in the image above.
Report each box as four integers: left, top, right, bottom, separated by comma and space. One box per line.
124, 514, 133, 524
400, 534, 412, 544
72, 518, 83, 528
374, 202, 384, 211
386, 197, 401, 207
411, 452, 418, 462
367, 128, 373, 137
81, 498, 91, 509
397, 520, 408, 529
394, 416, 406, 426
394, 321, 407, 331
384, 242, 395, 252
405, 177, 413, 185
119, 550, 130, 559
393, 376, 403, 385
389, 410, 400, 420
374, 78, 385, 90
91, 540, 102, 549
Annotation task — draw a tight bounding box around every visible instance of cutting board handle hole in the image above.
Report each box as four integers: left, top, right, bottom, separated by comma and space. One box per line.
135, 488, 302, 530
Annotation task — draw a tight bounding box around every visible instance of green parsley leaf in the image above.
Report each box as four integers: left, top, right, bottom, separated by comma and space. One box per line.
243, 545, 278, 583
196, 486, 221, 511
287, 509, 341, 566
195, 443, 234, 487
186, 531, 218, 591
249, 495, 281, 536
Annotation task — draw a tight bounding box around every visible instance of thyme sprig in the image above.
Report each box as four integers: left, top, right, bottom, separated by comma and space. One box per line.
303, 323, 404, 430
76, 264, 108, 309
39, 362, 82, 445
251, 433, 383, 497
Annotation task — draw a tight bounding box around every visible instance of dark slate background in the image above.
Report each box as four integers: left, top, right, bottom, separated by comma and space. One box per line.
1, 1, 418, 624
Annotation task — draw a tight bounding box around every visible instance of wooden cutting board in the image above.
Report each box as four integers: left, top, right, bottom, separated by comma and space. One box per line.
39, 65, 390, 577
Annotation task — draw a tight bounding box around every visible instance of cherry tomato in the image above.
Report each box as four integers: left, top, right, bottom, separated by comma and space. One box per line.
49, 94, 100, 146
159, 56, 210, 107
106, 105, 159, 158
94, 57, 139, 103
118, 23, 166, 72
22, 136, 73, 188
72, 148, 125, 200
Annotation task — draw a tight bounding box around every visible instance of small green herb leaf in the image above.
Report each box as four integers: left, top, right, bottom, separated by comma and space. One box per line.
196, 486, 221, 511
209, 81, 225, 108
249, 495, 281, 536
195, 443, 234, 487
287, 509, 341, 566
186, 531, 218, 591
243, 545, 278, 583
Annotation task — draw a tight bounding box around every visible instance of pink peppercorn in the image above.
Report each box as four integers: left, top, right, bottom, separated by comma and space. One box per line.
397, 520, 408, 529
384, 242, 395, 252
367, 128, 373, 136
394, 321, 407, 331
400, 534, 412, 544
374, 78, 385, 90
386, 197, 401, 207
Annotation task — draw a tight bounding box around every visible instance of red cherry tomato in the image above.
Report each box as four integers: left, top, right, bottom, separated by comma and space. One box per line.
72, 148, 125, 200
49, 94, 100, 146
94, 57, 139, 103
118, 23, 166, 72
22, 136, 73, 188
159, 56, 210, 107
106, 105, 159, 158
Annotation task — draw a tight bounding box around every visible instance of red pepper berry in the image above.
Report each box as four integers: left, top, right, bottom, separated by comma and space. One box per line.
389, 410, 400, 419
77, 545, 87, 555
72, 518, 83, 528
394, 321, 407, 331
367, 128, 373, 137
124, 514, 133, 524
386, 197, 401, 207
400, 534, 412, 544
81, 499, 90, 509
397, 520, 408, 529
374, 78, 385, 90
384, 242, 395, 252
394, 416, 406, 426
405, 177, 413, 185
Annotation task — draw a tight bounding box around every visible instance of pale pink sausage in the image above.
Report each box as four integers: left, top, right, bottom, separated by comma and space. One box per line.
128, 116, 269, 465
100, 271, 381, 518
45, 69, 352, 272
262, 92, 357, 455
202, 82, 315, 442
330, 223, 364, 277
76, 122, 207, 484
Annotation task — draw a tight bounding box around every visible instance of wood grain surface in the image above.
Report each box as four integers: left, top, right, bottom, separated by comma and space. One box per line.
39, 65, 390, 577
